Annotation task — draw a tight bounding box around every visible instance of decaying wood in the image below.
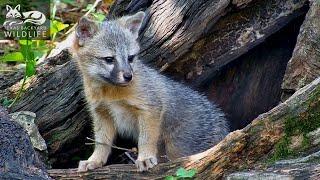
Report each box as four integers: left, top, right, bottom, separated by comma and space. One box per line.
9, 56, 91, 166
226, 149, 320, 179
282, 0, 320, 99
0, 51, 90, 166
48, 77, 320, 179
164, 0, 307, 85
0, 70, 24, 99
0, 106, 50, 179
114, 0, 307, 85
227, 163, 320, 179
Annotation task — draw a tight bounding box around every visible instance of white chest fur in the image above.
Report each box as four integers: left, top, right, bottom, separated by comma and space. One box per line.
108, 102, 139, 139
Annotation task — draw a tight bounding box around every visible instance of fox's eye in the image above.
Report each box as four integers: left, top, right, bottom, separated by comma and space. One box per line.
102, 57, 114, 64
128, 55, 135, 63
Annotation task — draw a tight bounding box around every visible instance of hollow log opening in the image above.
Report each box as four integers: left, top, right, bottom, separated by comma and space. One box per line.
203, 15, 306, 130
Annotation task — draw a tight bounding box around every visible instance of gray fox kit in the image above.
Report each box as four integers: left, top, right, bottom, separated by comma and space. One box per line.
72, 11, 229, 172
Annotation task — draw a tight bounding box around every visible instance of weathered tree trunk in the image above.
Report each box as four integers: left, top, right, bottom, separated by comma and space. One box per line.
0, 106, 49, 179
281, 0, 320, 100
48, 76, 320, 179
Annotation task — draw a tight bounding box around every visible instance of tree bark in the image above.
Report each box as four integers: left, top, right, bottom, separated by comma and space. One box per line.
0, 106, 50, 179
48, 77, 320, 179
114, 0, 307, 85
9, 54, 92, 167
281, 0, 320, 100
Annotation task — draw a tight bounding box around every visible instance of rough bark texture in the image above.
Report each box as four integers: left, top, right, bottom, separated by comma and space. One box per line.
0, 70, 24, 99
9, 55, 92, 168
110, 0, 307, 83
48, 77, 320, 179
282, 0, 320, 99
0, 106, 50, 179
1, 50, 90, 167
227, 163, 320, 179
226, 149, 320, 179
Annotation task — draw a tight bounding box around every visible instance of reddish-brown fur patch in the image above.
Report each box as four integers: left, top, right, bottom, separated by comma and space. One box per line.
84, 77, 136, 102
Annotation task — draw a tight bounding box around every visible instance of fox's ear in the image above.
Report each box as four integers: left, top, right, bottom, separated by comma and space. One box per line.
76, 17, 98, 46
120, 11, 145, 39
6, 5, 12, 11
15, 4, 20, 11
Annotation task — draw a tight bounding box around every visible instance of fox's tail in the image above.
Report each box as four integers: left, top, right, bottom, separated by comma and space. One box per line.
24, 19, 44, 25
23, 13, 46, 25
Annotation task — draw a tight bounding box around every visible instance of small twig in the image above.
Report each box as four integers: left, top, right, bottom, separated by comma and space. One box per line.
0, 70, 15, 72
8, 75, 27, 108
125, 152, 136, 163
84, 0, 102, 16
65, 0, 102, 35
85, 137, 136, 153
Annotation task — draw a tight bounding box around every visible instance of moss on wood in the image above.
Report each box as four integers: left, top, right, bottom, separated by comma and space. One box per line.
270, 86, 320, 162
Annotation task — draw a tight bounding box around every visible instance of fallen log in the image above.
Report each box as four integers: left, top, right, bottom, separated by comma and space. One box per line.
227, 161, 320, 179
48, 76, 320, 179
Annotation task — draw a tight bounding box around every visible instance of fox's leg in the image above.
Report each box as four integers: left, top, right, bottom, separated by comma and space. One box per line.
78, 107, 115, 172
135, 114, 161, 171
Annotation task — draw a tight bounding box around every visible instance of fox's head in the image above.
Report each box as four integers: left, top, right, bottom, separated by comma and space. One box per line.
73, 11, 145, 86
6, 5, 22, 19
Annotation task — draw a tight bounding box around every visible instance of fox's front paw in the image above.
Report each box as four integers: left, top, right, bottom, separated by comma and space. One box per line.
78, 160, 103, 172
135, 156, 158, 171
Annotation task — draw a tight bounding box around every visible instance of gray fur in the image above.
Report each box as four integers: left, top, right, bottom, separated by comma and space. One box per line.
133, 61, 229, 157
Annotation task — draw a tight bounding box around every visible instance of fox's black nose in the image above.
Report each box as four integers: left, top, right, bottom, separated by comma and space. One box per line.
123, 73, 133, 81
